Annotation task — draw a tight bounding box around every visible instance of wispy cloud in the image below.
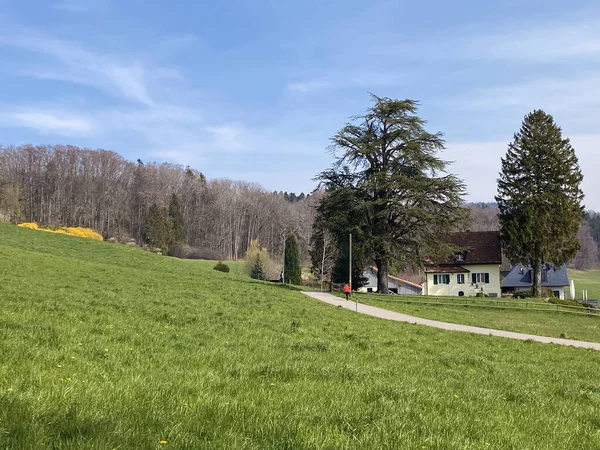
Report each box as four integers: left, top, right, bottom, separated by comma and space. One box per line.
465, 19, 600, 62
449, 75, 600, 125
0, 31, 159, 106
287, 71, 405, 94
0, 108, 94, 135
52, 1, 92, 12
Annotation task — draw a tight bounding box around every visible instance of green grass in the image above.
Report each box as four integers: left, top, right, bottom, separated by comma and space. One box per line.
2, 222, 600, 449
569, 269, 600, 300
354, 293, 600, 342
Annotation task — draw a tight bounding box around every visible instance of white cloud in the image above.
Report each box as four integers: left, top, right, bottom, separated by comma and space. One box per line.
287, 80, 336, 93
466, 19, 600, 62
0, 32, 158, 106
0, 109, 94, 135
52, 1, 91, 12
455, 76, 600, 114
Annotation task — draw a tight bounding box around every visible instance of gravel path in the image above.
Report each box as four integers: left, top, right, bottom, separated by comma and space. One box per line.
302, 291, 600, 350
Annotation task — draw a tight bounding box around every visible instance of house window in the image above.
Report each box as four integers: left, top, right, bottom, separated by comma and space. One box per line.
457, 274, 465, 284
472, 273, 490, 284
433, 274, 450, 285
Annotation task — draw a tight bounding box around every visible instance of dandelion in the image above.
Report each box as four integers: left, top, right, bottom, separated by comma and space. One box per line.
104, 348, 108, 352
71, 356, 76, 360
453, 394, 459, 398
7, 387, 13, 392
57, 364, 62, 368
160, 440, 167, 445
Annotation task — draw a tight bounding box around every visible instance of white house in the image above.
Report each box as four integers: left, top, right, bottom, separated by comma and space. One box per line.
359, 267, 422, 295
422, 231, 502, 297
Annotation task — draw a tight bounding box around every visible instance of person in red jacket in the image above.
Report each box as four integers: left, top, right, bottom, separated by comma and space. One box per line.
343, 283, 351, 301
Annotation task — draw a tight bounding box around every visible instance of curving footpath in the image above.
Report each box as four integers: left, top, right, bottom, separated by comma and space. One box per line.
302, 291, 600, 351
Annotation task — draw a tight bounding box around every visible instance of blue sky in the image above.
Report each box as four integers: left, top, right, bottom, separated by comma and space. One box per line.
1, 0, 599, 209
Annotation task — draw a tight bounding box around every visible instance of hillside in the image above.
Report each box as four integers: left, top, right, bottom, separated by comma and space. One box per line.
1, 223, 600, 449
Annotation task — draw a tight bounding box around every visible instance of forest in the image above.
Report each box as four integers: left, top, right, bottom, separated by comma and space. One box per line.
0, 144, 598, 271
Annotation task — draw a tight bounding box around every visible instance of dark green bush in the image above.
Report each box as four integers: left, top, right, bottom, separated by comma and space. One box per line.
514, 290, 534, 299
213, 261, 230, 273
475, 292, 488, 298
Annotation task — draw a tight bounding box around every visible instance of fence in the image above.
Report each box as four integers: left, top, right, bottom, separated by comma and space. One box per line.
361, 294, 600, 317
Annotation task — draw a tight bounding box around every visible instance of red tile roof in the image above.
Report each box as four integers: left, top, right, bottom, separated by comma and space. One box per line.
425, 265, 470, 274
433, 231, 502, 266
369, 267, 423, 288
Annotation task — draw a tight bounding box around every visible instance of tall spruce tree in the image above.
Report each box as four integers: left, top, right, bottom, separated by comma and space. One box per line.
145, 204, 173, 254
284, 234, 302, 285
168, 193, 186, 246
317, 95, 467, 293
496, 110, 584, 297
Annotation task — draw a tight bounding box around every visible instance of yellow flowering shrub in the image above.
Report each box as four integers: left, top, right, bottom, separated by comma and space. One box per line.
17, 222, 39, 230
17, 223, 103, 241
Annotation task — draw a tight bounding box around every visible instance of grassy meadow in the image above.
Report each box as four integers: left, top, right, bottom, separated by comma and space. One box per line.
355, 294, 600, 342
353, 270, 600, 343
2, 222, 600, 449
568, 269, 600, 300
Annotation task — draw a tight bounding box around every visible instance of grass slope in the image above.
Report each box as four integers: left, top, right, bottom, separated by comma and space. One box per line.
355, 294, 600, 342
1, 222, 600, 449
569, 269, 600, 300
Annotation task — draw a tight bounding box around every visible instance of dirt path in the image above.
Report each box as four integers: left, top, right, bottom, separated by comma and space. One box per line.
301, 291, 600, 350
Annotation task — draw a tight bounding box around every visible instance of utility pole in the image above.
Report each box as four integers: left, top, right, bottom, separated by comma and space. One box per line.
282, 234, 286, 284
349, 233, 356, 312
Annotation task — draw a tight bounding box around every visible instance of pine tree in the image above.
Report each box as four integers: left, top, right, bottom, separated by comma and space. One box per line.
168, 193, 186, 246
284, 234, 302, 285
496, 110, 584, 297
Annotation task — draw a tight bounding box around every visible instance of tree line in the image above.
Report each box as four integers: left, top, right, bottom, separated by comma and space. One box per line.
0, 144, 315, 262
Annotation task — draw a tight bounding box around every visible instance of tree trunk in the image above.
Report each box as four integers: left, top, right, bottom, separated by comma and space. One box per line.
531, 258, 542, 298
376, 257, 389, 294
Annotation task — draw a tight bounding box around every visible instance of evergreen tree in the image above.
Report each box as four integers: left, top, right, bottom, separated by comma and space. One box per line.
317, 95, 467, 293
496, 110, 584, 297
250, 253, 266, 280
284, 234, 302, 285
168, 193, 186, 246
145, 203, 173, 254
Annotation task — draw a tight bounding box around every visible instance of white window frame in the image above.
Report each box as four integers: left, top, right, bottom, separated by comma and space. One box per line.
457, 274, 465, 284
475, 273, 488, 283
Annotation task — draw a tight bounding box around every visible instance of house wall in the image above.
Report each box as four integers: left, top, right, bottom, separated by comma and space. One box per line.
423, 264, 501, 297
360, 268, 421, 295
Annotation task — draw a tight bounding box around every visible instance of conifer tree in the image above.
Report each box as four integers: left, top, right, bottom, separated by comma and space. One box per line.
317, 95, 467, 293
168, 193, 186, 246
145, 203, 173, 254
250, 253, 265, 280
496, 110, 584, 297
284, 234, 302, 285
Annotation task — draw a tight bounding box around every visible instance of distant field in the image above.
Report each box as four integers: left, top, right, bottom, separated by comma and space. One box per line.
2, 222, 600, 449
356, 294, 600, 342
568, 269, 600, 300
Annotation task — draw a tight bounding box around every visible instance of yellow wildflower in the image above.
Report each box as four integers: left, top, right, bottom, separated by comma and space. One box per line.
7, 387, 13, 392
160, 440, 167, 445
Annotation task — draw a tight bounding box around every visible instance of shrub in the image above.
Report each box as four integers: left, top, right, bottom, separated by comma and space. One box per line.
17, 222, 39, 230
187, 247, 222, 260
214, 261, 230, 273
245, 239, 278, 280
17, 223, 103, 240
475, 292, 488, 298
548, 297, 595, 309
514, 290, 534, 299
